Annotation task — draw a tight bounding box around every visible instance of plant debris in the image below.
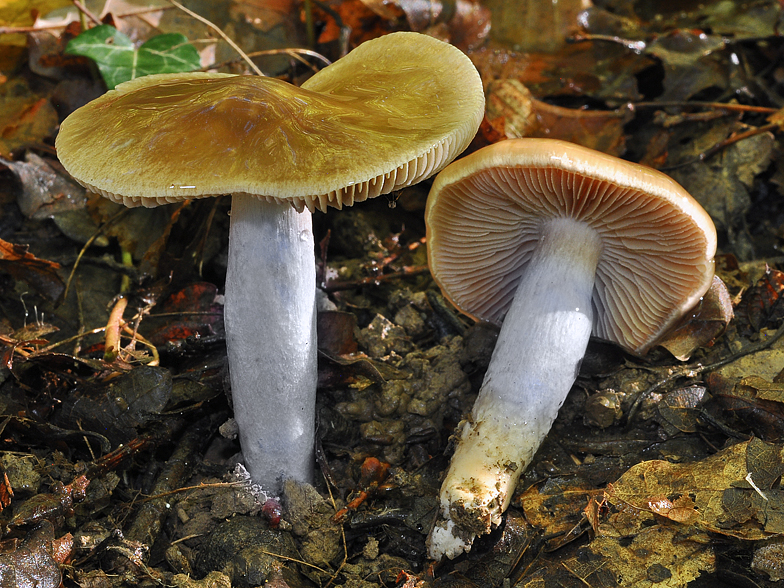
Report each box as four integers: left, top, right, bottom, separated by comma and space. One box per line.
1, 0, 784, 586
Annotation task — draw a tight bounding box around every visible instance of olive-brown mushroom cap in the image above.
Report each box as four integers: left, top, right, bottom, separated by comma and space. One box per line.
55, 32, 484, 213
425, 138, 717, 354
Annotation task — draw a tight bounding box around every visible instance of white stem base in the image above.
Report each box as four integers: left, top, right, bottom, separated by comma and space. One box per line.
428, 217, 602, 559
224, 196, 317, 496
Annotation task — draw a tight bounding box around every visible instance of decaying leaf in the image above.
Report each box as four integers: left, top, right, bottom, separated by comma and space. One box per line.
145, 282, 225, 348
605, 439, 784, 540
645, 29, 726, 102
0, 520, 64, 588
735, 265, 784, 333
0, 0, 72, 71
0, 239, 64, 301
317, 310, 359, 356
657, 275, 733, 360
394, 0, 490, 50
0, 80, 59, 159
669, 129, 774, 259
751, 540, 784, 582
230, 0, 297, 33
483, 79, 631, 155
581, 527, 714, 588
2, 152, 86, 217
647, 493, 700, 524
55, 366, 173, 445
656, 385, 706, 435
517, 478, 596, 542
481, 0, 585, 52
709, 372, 784, 441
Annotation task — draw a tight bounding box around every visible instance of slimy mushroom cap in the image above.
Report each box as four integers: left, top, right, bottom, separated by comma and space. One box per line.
55, 32, 485, 213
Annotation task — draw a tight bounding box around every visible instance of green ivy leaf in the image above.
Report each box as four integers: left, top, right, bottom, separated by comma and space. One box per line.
65, 25, 200, 89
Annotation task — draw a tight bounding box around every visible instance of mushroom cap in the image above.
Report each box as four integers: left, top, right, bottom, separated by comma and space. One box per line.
55, 32, 484, 212
425, 138, 717, 354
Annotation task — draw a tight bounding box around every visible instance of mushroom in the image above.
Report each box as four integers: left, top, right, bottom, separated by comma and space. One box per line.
424, 138, 716, 559
55, 32, 485, 495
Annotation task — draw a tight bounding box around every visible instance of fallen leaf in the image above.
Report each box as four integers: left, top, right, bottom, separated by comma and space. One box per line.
0, 239, 64, 301
394, 0, 490, 50
145, 282, 224, 348
0, 520, 62, 588
317, 310, 359, 356
2, 151, 87, 219
484, 79, 631, 155
230, 0, 297, 32
55, 366, 173, 445
656, 385, 707, 435
481, 0, 585, 52
0, 0, 72, 47
734, 265, 784, 334
657, 275, 734, 360
647, 493, 700, 524
645, 29, 726, 101
0, 79, 58, 158
605, 439, 784, 540
709, 372, 784, 442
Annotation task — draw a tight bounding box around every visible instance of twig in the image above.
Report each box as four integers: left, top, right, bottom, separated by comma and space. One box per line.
569, 31, 646, 53
323, 479, 348, 588
72, 0, 102, 25
0, 24, 70, 34
39, 326, 107, 353
303, 0, 315, 48
625, 319, 784, 427
661, 123, 778, 170
115, 5, 176, 18
120, 324, 160, 366
139, 481, 242, 503
633, 101, 778, 115
167, 0, 265, 77
60, 208, 128, 306
201, 47, 331, 74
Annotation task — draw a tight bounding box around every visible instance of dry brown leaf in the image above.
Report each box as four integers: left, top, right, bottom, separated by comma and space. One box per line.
483, 79, 631, 155
657, 275, 733, 360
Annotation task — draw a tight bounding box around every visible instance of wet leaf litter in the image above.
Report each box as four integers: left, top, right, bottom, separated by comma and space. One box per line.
1, 0, 784, 586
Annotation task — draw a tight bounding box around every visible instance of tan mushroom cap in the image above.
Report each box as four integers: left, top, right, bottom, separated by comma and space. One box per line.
55, 32, 484, 213
425, 138, 717, 354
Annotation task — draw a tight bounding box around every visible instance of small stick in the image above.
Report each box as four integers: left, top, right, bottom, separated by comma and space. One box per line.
633, 101, 777, 115
60, 208, 128, 306
201, 47, 331, 74
662, 123, 778, 170
625, 319, 784, 426
72, 0, 102, 25
167, 0, 265, 77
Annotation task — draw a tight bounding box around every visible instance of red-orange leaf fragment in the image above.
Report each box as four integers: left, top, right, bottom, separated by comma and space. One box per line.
0, 239, 64, 301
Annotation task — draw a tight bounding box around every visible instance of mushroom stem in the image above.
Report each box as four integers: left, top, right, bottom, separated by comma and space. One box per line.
429, 217, 602, 559
224, 196, 317, 496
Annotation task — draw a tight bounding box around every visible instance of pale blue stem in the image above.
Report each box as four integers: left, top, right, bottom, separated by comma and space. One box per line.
429, 217, 603, 559
224, 196, 317, 496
